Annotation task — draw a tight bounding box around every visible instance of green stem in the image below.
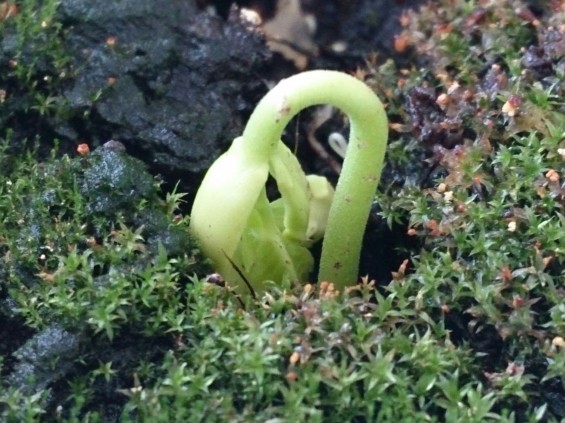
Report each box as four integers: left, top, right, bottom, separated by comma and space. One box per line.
242, 70, 388, 289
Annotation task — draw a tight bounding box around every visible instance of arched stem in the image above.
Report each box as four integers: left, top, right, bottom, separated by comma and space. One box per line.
241, 70, 389, 289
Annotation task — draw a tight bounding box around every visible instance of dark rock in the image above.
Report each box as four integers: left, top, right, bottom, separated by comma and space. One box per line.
521, 45, 553, 79
55, 0, 271, 186
541, 27, 565, 60
7, 325, 80, 395
5, 323, 171, 422
102, 139, 127, 152
78, 147, 204, 261
79, 148, 158, 217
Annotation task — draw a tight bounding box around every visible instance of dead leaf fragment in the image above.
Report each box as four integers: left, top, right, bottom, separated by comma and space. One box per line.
262, 0, 318, 69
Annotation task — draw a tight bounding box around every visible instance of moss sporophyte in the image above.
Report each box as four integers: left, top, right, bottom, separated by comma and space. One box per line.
190, 70, 388, 294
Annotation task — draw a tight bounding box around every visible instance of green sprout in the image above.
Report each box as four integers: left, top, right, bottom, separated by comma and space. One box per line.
190, 70, 388, 294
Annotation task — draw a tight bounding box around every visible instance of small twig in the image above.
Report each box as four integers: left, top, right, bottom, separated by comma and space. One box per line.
222, 251, 257, 300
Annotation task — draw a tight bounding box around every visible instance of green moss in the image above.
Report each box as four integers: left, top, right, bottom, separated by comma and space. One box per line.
1, 0, 564, 421
0, 142, 206, 324
0, 0, 72, 128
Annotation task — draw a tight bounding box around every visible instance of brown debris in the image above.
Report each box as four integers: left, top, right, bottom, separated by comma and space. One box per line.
262, 0, 318, 69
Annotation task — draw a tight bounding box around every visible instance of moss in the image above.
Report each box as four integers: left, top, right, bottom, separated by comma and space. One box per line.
0, 0, 73, 144
373, 0, 565, 419
1, 0, 564, 422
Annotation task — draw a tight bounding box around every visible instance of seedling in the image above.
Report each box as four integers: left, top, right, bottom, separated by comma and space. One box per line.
190, 70, 388, 293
